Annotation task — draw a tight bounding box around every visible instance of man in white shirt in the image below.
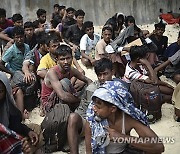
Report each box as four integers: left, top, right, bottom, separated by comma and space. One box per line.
80, 21, 100, 67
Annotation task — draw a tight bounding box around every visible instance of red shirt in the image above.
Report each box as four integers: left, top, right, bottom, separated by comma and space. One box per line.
0, 19, 14, 31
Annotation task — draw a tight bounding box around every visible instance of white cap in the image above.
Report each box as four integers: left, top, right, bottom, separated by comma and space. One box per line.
105, 45, 115, 54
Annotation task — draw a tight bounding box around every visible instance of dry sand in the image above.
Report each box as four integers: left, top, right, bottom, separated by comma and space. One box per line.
26, 24, 180, 154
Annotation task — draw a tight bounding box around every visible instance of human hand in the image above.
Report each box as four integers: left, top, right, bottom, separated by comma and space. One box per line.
139, 58, 150, 65
23, 72, 35, 84
28, 131, 38, 146
22, 137, 31, 153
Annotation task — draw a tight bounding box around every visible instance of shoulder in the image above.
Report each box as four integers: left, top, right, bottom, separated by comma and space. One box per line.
86, 81, 99, 92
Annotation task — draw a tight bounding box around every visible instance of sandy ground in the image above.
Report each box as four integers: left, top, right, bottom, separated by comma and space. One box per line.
26, 24, 180, 154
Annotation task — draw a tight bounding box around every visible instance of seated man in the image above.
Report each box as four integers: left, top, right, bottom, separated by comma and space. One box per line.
0, 26, 30, 76
85, 80, 164, 154
41, 44, 92, 113
80, 21, 100, 67
123, 45, 174, 103
95, 25, 113, 60
154, 49, 180, 84
67, 58, 116, 154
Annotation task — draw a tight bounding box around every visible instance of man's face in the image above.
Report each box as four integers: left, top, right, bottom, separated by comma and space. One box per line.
54, 7, 59, 14
0, 81, 6, 101
40, 44, 48, 54
103, 30, 112, 43
93, 97, 113, 119
24, 27, 34, 38
155, 27, 165, 36
14, 20, 23, 27
76, 16, 84, 25
39, 13, 46, 24
0, 15, 6, 24
57, 53, 73, 71
14, 34, 24, 46
85, 27, 94, 37
47, 41, 60, 54
97, 68, 113, 84
59, 9, 65, 16
67, 11, 74, 19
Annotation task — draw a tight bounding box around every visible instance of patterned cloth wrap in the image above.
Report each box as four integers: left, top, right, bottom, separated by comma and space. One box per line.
0, 123, 23, 154
86, 80, 149, 154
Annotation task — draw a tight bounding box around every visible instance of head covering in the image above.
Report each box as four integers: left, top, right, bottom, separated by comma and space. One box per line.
117, 12, 125, 19
86, 80, 148, 153
0, 72, 17, 127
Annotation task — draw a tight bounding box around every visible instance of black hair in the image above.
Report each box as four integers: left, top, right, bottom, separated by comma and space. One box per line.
32, 20, 40, 28
36, 31, 47, 47
66, 7, 75, 13
12, 13, 23, 22
124, 15, 135, 27
12, 26, 24, 37
94, 58, 113, 75
82, 21, 93, 31
102, 25, 113, 33
59, 5, 66, 11
54, 4, 59, 8
75, 9, 85, 18
130, 45, 148, 61
45, 31, 61, 46
0, 8, 6, 17
154, 22, 166, 29
36, 9, 46, 17
55, 44, 72, 56
24, 21, 34, 29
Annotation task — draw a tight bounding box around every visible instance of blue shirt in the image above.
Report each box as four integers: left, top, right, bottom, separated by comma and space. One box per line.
2, 43, 30, 73
4, 26, 14, 38
163, 42, 180, 58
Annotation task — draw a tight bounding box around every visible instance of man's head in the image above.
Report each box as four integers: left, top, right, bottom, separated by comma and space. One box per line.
124, 15, 135, 27
154, 22, 166, 37
12, 26, 25, 47
66, 7, 75, 19
75, 9, 85, 25
102, 25, 112, 43
83, 21, 94, 37
45, 32, 61, 54
36, 9, 46, 24
12, 14, 23, 27
36, 32, 48, 54
130, 45, 148, 62
56, 45, 73, 71
94, 58, 113, 84
59, 5, 66, 17
24, 21, 34, 38
0, 8, 6, 24
53, 4, 60, 14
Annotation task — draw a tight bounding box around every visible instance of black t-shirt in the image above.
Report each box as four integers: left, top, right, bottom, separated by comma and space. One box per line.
150, 34, 168, 56
65, 24, 84, 45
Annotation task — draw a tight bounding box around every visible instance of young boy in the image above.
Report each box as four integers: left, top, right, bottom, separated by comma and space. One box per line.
41, 44, 92, 113
68, 58, 115, 154
123, 45, 174, 103
85, 80, 164, 154
0, 26, 30, 76
24, 21, 37, 50
64, 9, 85, 59
80, 21, 100, 67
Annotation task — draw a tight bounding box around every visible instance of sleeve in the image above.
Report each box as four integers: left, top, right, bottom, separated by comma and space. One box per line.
168, 50, 180, 65
2, 47, 14, 63
128, 70, 149, 81
95, 41, 105, 55
37, 56, 48, 71
23, 49, 35, 64
80, 34, 87, 51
